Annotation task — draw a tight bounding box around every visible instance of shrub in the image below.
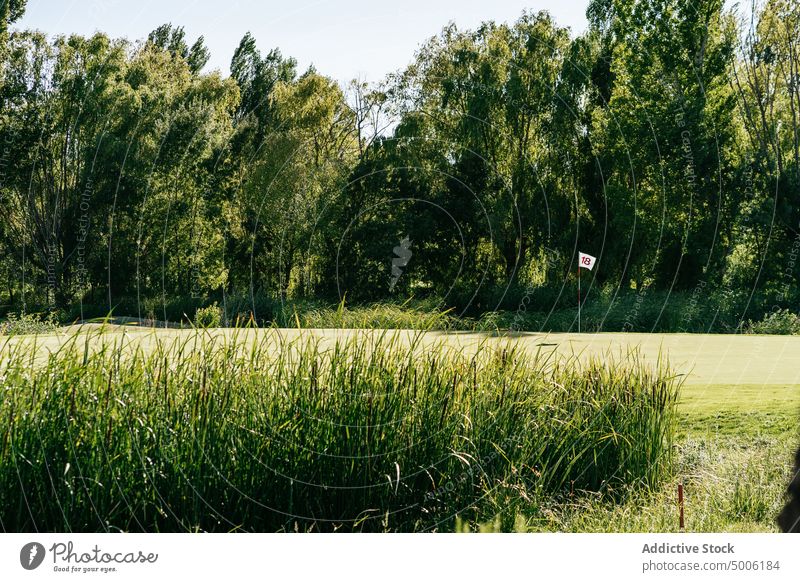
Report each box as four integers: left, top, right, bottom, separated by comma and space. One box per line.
0, 312, 60, 335
194, 303, 223, 328
745, 309, 800, 335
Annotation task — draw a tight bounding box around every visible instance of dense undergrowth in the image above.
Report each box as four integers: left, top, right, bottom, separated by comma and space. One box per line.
4, 285, 795, 335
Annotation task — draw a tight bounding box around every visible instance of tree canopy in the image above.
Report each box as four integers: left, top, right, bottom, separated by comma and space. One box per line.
1, 1, 798, 330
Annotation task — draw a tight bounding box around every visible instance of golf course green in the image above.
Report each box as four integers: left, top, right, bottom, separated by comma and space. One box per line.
6, 325, 800, 406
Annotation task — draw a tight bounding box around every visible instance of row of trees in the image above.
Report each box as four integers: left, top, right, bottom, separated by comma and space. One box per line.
0, 0, 798, 323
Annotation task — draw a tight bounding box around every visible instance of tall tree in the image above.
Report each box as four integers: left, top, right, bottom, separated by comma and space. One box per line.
147, 23, 210, 74
0, 0, 25, 41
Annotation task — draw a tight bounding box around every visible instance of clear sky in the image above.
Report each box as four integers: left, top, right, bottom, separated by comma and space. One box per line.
14, 0, 589, 84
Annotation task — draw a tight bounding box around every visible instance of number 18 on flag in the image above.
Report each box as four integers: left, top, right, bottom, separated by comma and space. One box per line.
578, 252, 597, 271
576, 251, 595, 332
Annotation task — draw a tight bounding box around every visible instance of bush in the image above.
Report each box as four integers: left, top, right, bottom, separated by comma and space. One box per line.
0, 312, 60, 335
194, 303, 223, 328
745, 309, 800, 335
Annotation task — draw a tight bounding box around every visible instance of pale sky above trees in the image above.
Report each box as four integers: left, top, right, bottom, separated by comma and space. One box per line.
15, 0, 589, 83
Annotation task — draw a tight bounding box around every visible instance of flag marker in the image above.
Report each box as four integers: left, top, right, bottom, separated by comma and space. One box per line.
577, 252, 596, 333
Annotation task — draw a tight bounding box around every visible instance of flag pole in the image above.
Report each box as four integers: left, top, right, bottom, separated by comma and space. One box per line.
578, 265, 581, 334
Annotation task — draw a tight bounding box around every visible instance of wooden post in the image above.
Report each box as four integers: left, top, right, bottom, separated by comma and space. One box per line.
678, 482, 685, 531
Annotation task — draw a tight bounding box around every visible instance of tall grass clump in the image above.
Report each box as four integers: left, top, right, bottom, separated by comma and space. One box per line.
0, 329, 679, 532
274, 299, 462, 331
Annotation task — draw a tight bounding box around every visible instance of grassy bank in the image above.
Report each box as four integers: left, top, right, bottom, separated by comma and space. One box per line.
0, 330, 679, 532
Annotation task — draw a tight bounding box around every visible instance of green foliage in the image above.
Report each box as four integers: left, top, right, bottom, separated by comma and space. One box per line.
0, 311, 59, 335
746, 309, 800, 335
147, 23, 209, 74
275, 299, 461, 330
0, 0, 26, 41
194, 302, 223, 328
466, 437, 790, 533
0, 330, 679, 531
0, 0, 799, 332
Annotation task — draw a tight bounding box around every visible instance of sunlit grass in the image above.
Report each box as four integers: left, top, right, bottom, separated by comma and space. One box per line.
462, 434, 793, 533
0, 327, 679, 532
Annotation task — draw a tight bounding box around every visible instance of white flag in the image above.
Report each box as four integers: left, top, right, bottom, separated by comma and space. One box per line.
578, 252, 596, 271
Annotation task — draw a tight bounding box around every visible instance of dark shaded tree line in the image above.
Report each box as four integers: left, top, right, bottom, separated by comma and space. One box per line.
0, 0, 798, 327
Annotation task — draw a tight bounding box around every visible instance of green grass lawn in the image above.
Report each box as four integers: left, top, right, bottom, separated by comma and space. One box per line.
2, 325, 797, 532
7, 325, 800, 420
8, 325, 800, 381
679, 383, 799, 436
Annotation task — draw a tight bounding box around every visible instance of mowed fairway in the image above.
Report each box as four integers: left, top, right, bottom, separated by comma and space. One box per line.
6, 326, 800, 421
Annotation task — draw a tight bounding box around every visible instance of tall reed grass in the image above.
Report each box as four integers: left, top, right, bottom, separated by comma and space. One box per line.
274, 300, 461, 330
0, 328, 679, 532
